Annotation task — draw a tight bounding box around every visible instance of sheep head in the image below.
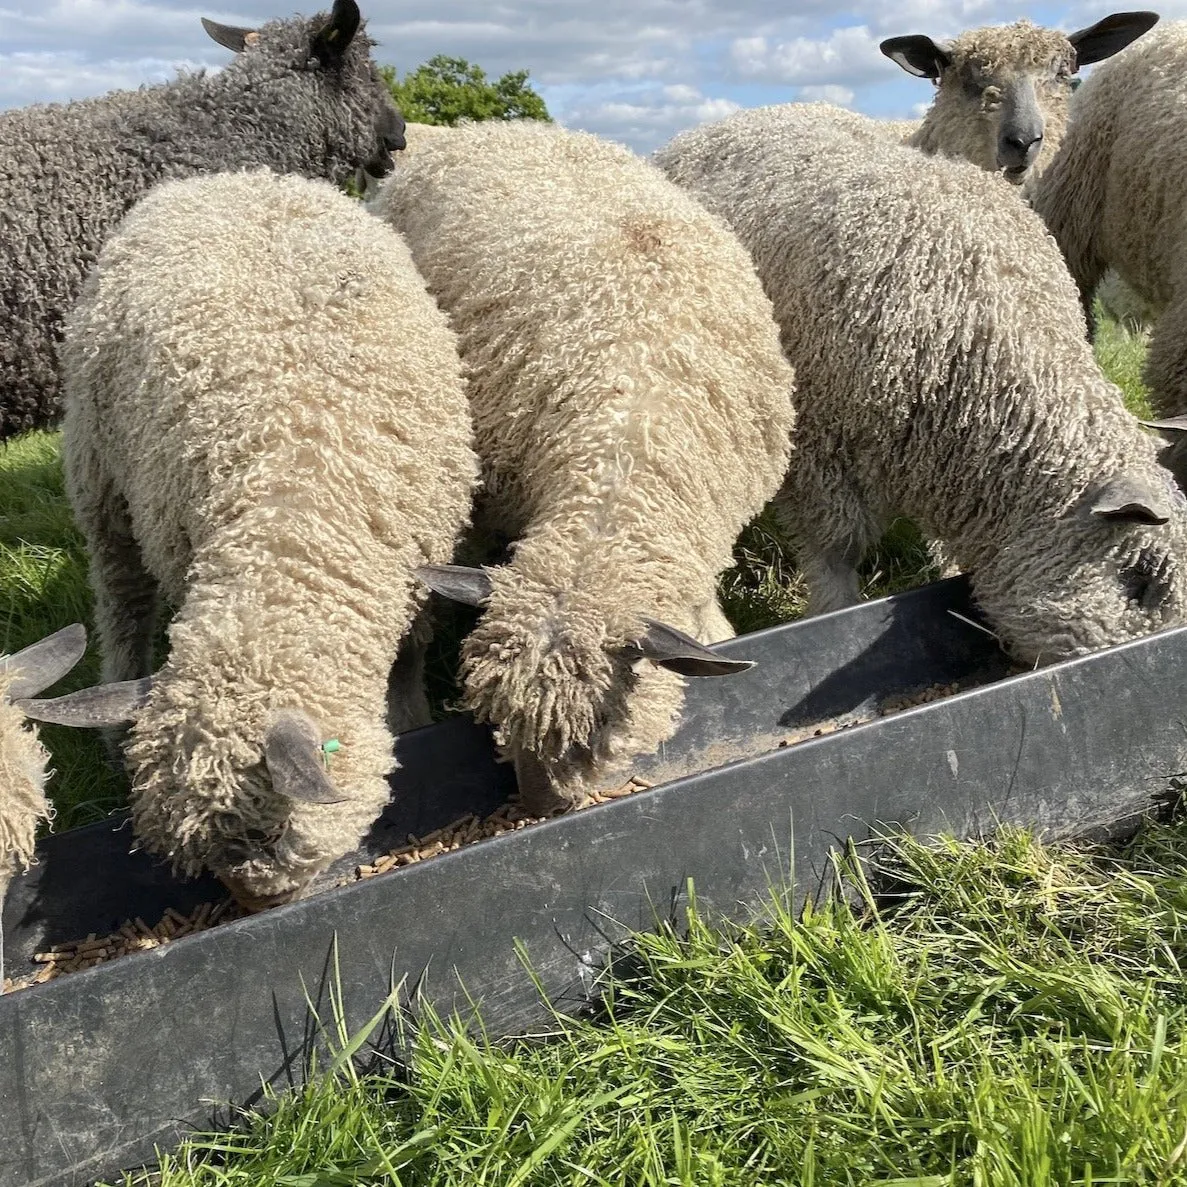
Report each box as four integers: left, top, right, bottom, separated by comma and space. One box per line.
200, 1, 406, 185
881, 12, 1158, 186
971, 466, 1187, 665
417, 564, 752, 814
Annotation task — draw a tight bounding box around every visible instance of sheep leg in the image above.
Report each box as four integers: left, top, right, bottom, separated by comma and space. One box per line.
1143, 299, 1187, 420
773, 474, 872, 616
67, 450, 159, 687
386, 608, 434, 734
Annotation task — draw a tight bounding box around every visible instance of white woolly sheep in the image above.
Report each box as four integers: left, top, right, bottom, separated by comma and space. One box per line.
0, 0, 405, 441
36, 169, 478, 910
880, 12, 1157, 192
656, 103, 1187, 666
367, 120, 796, 813
1034, 21, 1187, 443
0, 624, 102, 986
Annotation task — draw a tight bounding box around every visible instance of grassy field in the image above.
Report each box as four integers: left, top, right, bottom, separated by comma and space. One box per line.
110, 814, 1187, 1186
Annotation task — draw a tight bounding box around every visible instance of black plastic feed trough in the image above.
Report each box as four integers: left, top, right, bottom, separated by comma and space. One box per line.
3, 575, 1187, 1187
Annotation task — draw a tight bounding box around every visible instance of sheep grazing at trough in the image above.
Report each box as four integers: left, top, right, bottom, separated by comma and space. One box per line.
655, 103, 1187, 667
32, 169, 478, 911
0, 0, 406, 443
0, 624, 132, 984
1033, 21, 1187, 465
880, 11, 1158, 192
1, 625, 87, 896
367, 120, 796, 813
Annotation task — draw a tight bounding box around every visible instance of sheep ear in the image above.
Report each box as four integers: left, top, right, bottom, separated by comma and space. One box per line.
2, 623, 87, 700
1068, 11, 1159, 68
629, 619, 755, 677
1085, 472, 1179, 525
1140, 415, 1187, 437
264, 711, 349, 805
414, 564, 494, 607
200, 17, 258, 53
879, 35, 952, 80
16, 676, 153, 728
310, 0, 361, 65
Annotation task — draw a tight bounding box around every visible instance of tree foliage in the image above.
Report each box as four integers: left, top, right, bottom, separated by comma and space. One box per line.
381, 55, 551, 127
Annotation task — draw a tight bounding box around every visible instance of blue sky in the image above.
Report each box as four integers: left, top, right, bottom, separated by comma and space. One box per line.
0, 1, 1174, 152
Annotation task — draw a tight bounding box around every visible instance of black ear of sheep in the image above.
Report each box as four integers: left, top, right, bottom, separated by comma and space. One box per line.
1, 623, 87, 701
629, 619, 755, 677
200, 17, 259, 53
16, 676, 153, 728
879, 34, 952, 80
1068, 11, 1160, 70
264, 710, 349, 805
310, 0, 362, 66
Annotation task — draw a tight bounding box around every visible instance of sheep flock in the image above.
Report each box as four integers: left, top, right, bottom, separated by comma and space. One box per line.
2, 2, 1186, 960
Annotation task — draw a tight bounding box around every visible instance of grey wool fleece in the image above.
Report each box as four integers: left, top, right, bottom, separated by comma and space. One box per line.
0, 0, 404, 440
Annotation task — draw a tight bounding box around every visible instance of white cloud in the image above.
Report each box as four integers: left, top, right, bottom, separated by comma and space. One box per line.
557, 83, 741, 154
798, 83, 855, 107
728, 25, 897, 87
0, 50, 207, 107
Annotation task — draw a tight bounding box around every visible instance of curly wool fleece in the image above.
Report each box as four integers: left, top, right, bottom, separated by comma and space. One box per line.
656, 103, 1187, 666
1035, 22, 1187, 419
60, 170, 477, 905
0, 672, 51, 903
369, 120, 795, 805
0, 4, 400, 440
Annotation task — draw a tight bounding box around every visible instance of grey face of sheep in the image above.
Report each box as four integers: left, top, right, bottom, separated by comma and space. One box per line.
971, 469, 1187, 666
202, 0, 406, 184
21, 681, 344, 908
880, 12, 1159, 182
416, 564, 755, 813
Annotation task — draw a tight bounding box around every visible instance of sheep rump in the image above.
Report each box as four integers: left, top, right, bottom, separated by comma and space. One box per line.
1035, 21, 1187, 414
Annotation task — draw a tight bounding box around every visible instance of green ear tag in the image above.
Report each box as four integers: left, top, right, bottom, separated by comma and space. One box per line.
321, 738, 341, 769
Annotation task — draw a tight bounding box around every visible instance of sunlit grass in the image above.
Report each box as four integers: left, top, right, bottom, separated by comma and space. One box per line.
112, 814, 1187, 1186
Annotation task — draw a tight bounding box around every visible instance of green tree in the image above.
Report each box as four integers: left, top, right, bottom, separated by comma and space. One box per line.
381, 55, 551, 126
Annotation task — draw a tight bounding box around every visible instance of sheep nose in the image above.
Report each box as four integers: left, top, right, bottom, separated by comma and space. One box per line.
999, 132, 1043, 169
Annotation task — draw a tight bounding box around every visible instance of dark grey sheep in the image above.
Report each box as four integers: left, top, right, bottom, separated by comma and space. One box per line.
0, 0, 405, 440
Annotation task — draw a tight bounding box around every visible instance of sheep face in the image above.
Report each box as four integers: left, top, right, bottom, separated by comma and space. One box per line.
881, 13, 1158, 185
110, 681, 383, 910
970, 469, 1187, 666
18, 665, 369, 911
202, 0, 406, 188
417, 565, 752, 814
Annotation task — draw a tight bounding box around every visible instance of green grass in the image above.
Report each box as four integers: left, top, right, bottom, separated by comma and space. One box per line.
109, 812, 1187, 1186
1093, 297, 1155, 419
0, 432, 127, 827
